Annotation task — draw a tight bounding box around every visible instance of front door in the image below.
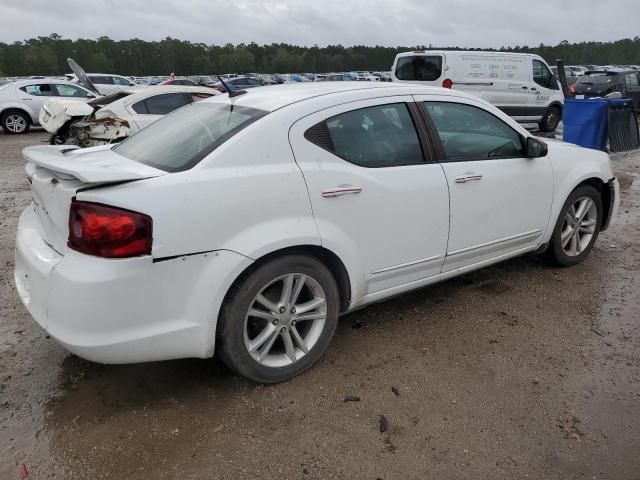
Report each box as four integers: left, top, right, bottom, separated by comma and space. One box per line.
289, 97, 450, 298
530, 59, 559, 117
415, 95, 553, 272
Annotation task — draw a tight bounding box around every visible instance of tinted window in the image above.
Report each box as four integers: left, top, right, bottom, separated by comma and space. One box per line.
20, 84, 55, 96
140, 93, 189, 115
88, 75, 112, 85
395, 55, 442, 81
55, 84, 89, 97
424, 102, 524, 161
305, 103, 424, 168
533, 60, 554, 89
576, 72, 620, 86
115, 102, 267, 172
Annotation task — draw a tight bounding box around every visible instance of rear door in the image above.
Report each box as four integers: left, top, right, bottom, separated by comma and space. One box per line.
18, 83, 57, 122
289, 97, 450, 297
415, 95, 553, 272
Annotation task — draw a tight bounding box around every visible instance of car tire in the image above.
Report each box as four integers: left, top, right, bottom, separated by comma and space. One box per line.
546, 185, 602, 267
1, 110, 30, 134
538, 106, 561, 133
217, 255, 340, 383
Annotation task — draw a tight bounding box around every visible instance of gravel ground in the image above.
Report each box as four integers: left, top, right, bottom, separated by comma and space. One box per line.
1, 130, 639, 480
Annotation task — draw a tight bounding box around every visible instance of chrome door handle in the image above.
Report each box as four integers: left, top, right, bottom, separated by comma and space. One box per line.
322, 186, 362, 198
21, 98, 32, 101
454, 174, 483, 183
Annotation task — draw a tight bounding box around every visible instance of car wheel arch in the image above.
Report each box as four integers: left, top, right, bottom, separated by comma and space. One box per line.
1, 107, 33, 125
222, 245, 352, 317
574, 177, 611, 230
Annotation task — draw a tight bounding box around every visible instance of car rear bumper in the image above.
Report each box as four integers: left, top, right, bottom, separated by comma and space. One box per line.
14, 206, 252, 364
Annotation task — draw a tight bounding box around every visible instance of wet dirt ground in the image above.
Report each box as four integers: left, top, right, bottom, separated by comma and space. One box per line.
1, 130, 639, 480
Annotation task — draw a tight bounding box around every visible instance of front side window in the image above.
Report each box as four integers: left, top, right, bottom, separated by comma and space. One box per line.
424, 102, 524, 161
395, 55, 443, 81
55, 84, 90, 97
21, 84, 55, 96
533, 60, 553, 88
116, 102, 267, 172
304, 103, 424, 168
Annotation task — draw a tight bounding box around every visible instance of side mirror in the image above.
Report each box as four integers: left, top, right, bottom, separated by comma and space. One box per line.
526, 137, 548, 158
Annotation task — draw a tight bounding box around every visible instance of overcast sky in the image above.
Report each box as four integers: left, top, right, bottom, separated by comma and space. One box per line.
0, 0, 638, 47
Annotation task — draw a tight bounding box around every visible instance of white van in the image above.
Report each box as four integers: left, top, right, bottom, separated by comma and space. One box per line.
391, 50, 564, 132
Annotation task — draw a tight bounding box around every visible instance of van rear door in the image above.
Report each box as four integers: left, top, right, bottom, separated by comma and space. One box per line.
393, 53, 444, 85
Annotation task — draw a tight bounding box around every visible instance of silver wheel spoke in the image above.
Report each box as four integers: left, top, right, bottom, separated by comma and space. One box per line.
247, 308, 276, 321
290, 325, 309, 353
561, 227, 574, 247
255, 293, 278, 313
575, 198, 593, 223
291, 274, 307, 306
248, 324, 277, 352
296, 297, 326, 314
257, 327, 280, 360
279, 274, 295, 306
570, 231, 579, 254
294, 312, 326, 322
282, 330, 297, 362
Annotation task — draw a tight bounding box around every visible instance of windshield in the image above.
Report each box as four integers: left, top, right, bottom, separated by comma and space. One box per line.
577, 73, 618, 85
115, 102, 267, 172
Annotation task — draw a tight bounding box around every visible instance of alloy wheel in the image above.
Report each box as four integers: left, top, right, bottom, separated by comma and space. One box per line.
5, 114, 27, 133
243, 273, 327, 368
560, 196, 597, 256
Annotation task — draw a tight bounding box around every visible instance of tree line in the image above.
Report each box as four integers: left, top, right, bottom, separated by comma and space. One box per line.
1, 34, 639, 77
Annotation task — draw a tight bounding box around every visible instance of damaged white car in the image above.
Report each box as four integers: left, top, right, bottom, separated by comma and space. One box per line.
40, 86, 218, 146
39, 58, 219, 146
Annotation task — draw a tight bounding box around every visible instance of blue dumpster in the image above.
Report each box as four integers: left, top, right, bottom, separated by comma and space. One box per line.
563, 98, 609, 151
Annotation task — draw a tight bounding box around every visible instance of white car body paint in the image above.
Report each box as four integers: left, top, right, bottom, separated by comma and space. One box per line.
14, 83, 618, 364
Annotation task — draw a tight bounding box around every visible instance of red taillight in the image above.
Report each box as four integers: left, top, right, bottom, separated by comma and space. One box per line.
442, 79, 453, 89
68, 200, 152, 258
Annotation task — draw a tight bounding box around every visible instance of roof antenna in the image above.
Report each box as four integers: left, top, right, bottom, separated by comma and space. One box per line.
217, 75, 246, 98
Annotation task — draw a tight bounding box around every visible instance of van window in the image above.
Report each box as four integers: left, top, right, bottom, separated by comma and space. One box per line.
626, 73, 639, 88
395, 56, 442, 81
424, 102, 524, 161
533, 60, 554, 89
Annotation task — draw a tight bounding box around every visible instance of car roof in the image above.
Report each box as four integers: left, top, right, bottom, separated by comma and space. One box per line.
395, 50, 542, 59
9, 78, 88, 87
120, 85, 219, 97
204, 82, 475, 112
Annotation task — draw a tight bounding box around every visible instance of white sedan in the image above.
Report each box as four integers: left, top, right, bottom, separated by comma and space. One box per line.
39, 85, 219, 147
15, 83, 619, 383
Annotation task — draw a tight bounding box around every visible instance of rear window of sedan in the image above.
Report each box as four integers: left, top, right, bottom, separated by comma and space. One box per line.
115, 102, 267, 172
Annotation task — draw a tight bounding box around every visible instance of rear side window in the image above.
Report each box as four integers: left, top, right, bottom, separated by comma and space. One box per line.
89, 76, 112, 85
55, 84, 89, 97
132, 93, 189, 115
112, 76, 131, 86
304, 103, 424, 167
20, 84, 55, 96
115, 102, 267, 172
424, 102, 524, 161
395, 55, 442, 81
532, 60, 557, 89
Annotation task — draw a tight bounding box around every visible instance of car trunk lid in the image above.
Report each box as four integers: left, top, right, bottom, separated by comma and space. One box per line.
24, 145, 165, 255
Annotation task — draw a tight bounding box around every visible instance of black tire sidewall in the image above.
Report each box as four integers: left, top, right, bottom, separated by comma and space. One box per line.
539, 106, 561, 133
549, 185, 603, 267
2, 111, 30, 134
217, 255, 340, 383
